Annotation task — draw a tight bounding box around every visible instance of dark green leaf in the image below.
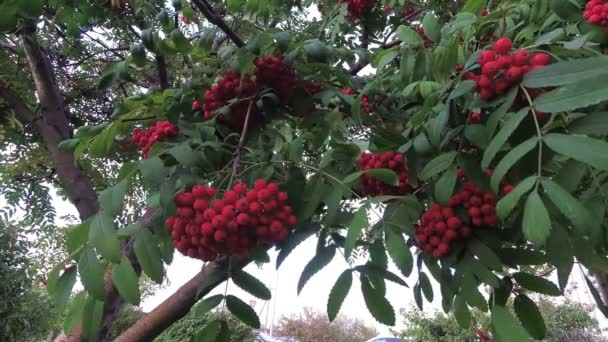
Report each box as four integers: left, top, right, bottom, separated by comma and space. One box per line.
194, 320, 222, 342
584, 274, 608, 317
434, 166, 457, 205
482, 108, 529, 169
491, 137, 537, 192
369, 239, 388, 269
396, 26, 424, 45
99, 180, 128, 218
276, 223, 318, 269
81, 296, 104, 341
355, 264, 408, 287
297, 245, 336, 294
58, 138, 80, 153
496, 176, 536, 220
469, 240, 503, 271
522, 192, 552, 245
544, 133, 608, 171
492, 305, 532, 342
344, 205, 368, 258
523, 56, 608, 88
419, 151, 457, 180
541, 178, 594, 234
535, 76, 608, 112
89, 212, 121, 263
232, 269, 271, 300
453, 295, 471, 328
78, 246, 106, 300
53, 266, 77, 311
414, 284, 423, 310
384, 226, 413, 276
419, 272, 433, 302
514, 294, 547, 339
134, 229, 164, 284
513, 272, 561, 296
422, 13, 440, 42
225, 295, 261, 328
64, 292, 86, 335
569, 112, 608, 136
545, 225, 574, 291
112, 256, 141, 305
462, 0, 486, 14
360, 276, 396, 326
195, 295, 224, 316
327, 270, 353, 322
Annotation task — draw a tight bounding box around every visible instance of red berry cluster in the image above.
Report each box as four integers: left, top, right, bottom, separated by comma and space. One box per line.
338, 0, 375, 20
447, 182, 499, 227
304, 81, 322, 95
464, 38, 552, 101
165, 180, 296, 261
255, 55, 298, 104
200, 70, 257, 128
584, 0, 608, 31
131, 120, 177, 158
356, 152, 412, 196
417, 28, 433, 48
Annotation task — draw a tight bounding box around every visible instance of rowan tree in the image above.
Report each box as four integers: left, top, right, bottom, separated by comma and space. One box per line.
2, 0, 608, 341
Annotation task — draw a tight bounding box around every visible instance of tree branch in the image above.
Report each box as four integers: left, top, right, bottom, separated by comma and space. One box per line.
191, 0, 245, 47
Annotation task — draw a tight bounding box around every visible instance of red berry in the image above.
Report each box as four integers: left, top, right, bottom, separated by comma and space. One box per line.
477, 50, 496, 65
447, 217, 462, 229
236, 213, 250, 225
233, 183, 248, 195
512, 50, 531, 66
493, 38, 513, 55
214, 230, 227, 242
530, 53, 551, 66
482, 61, 500, 77
505, 66, 523, 83
469, 207, 481, 217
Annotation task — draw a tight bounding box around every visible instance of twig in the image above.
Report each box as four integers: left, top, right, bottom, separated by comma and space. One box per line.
228, 100, 255, 188
191, 0, 245, 47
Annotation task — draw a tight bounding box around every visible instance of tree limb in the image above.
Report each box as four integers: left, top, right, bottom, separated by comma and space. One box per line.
191, 0, 245, 47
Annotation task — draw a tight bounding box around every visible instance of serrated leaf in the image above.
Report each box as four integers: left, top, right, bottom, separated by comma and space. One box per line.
491, 137, 537, 192
344, 205, 368, 258
134, 229, 164, 284
64, 292, 87, 335
492, 305, 532, 342
225, 295, 261, 328
89, 212, 121, 263
419, 272, 433, 302
327, 270, 353, 321
496, 176, 536, 220
545, 225, 573, 291
195, 295, 224, 317
384, 226, 413, 276
355, 264, 408, 287
468, 239, 503, 271
534, 76, 608, 112
53, 266, 77, 311
99, 180, 128, 217
522, 192, 552, 245
584, 274, 608, 317
414, 284, 423, 310
396, 26, 424, 46
434, 166, 457, 205
194, 319, 222, 342
360, 276, 396, 326
422, 13, 440, 42
81, 296, 104, 341
541, 178, 593, 235
231, 269, 271, 300
569, 112, 608, 136
276, 223, 318, 269
453, 295, 471, 328
514, 294, 546, 339
523, 56, 608, 88
78, 246, 106, 300
513, 272, 561, 296
419, 151, 457, 180
343, 169, 399, 186
112, 256, 141, 305
469, 259, 500, 288
544, 133, 608, 171
369, 239, 388, 269
297, 245, 336, 294
482, 108, 529, 169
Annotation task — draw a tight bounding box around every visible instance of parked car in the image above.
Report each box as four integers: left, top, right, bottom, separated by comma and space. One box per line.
365, 336, 411, 342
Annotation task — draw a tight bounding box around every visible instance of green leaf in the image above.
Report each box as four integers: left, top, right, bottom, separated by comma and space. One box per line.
298, 174, 324, 220
449, 81, 475, 100
53, 266, 77, 311
496, 176, 536, 220
89, 212, 121, 263
78, 246, 106, 300
523, 56, 608, 88
541, 178, 593, 234
58, 138, 80, 153
66, 219, 91, 257
492, 305, 532, 342
569, 112, 608, 136
139, 157, 166, 187
64, 292, 87, 335
462, 0, 486, 14
482, 108, 528, 169
513, 272, 561, 296
384, 226, 413, 276
297, 245, 336, 294
355, 264, 408, 287
461, 272, 487, 311
169, 143, 197, 167
81, 296, 104, 341
544, 133, 608, 171
522, 192, 552, 245
344, 205, 368, 258
434, 166, 457, 205
422, 13, 440, 42
231, 269, 271, 300
99, 180, 128, 217
369, 239, 388, 269
453, 295, 471, 328
195, 295, 224, 317
360, 276, 396, 326
491, 137, 538, 192
194, 320, 222, 342
584, 274, 608, 317
414, 284, 423, 310
396, 26, 424, 46
112, 256, 141, 305
534, 76, 608, 113
225, 295, 261, 328
545, 225, 574, 291
469, 259, 500, 288
419, 151, 457, 181
468, 240, 503, 271
419, 272, 433, 302
376, 50, 399, 72
343, 169, 399, 186
428, 110, 449, 148
134, 229, 164, 284
327, 270, 353, 322
514, 294, 547, 339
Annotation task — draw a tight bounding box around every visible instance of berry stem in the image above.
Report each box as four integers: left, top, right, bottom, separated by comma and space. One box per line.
520, 86, 543, 188
228, 99, 255, 188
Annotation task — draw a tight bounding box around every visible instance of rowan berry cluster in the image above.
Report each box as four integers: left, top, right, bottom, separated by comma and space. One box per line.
199, 70, 256, 129
464, 38, 551, 100
338, 0, 375, 20
255, 55, 298, 104
165, 180, 296, 261
131, 120, 177, 158
583, 0, 608, 30
417, 28, 433, 48
356, 152, 412, 196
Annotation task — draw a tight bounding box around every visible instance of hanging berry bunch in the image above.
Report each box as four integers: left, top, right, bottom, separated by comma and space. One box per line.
583, 0, 608, 32
166, 180, 296, 261
131, 120, 177, 158
464, 38, 552, 101
199, 70, 257, 129
356, 152, 412, 197
338, 0, 376, 21
254, 55, 298, 104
